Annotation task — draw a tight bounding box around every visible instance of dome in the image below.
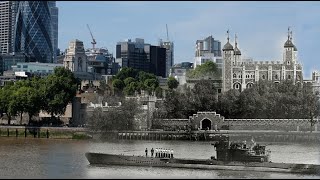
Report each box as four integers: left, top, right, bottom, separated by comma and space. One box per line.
284, 39, 294, 48
223, 41, 234, 51
234, 47, 241, 55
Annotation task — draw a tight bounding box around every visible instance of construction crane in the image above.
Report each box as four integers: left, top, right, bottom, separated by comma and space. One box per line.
87, 24, 96, 49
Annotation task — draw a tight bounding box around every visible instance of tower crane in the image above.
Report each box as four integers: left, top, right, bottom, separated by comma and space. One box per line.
87, 24, 96, 49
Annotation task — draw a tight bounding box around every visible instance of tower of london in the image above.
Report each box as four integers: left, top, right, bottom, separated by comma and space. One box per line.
222, 28, 303, 92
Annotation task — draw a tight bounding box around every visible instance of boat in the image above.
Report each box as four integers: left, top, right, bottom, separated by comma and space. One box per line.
85, 137, 320, 175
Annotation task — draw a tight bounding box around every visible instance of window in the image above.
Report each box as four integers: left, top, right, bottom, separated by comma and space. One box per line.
275, 74, 278, 80
233, 73, 236, 78
288, 75, 291, 79
262, 75, 265, 79
23, 65, 28, 68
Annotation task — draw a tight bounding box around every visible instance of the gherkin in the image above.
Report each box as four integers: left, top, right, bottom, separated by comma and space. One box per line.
14, 1, 53, 63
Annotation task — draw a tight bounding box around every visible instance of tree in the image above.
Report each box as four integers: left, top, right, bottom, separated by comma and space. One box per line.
192, 79, 218, 112
114, 67, 139, 81
112, 79, 125, 92
87, 98, 142, 131
144, 78, 159, 95
42, 67, 78, 122
124, 82, 137, 96
167, 77, 179, 89
187, 61, 220, 79
155, 87, 163, 98
217, 89, 240, 119
0, 84, 15, 125
124, 77, 136, 86
301, 86, 320, 132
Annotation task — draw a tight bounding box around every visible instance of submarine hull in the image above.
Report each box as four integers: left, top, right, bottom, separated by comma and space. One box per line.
85, 152, 320, 175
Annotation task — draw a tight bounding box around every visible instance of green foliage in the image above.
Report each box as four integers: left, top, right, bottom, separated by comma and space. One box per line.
124, 82, 137, 96
155, 87, 163, 98
0, 84, 15, 124
114, 67, 139, 81
87, 98, 142, 131
124, 77, 136, 86
111, 68, 159, 96
155, 79, 320, 130
187, 61, 220, 79
167, 77, 179, 89
42, 67, 78, 117
153, 80, 219, 120
0, 67, 79, 125
112, 79, 125, 91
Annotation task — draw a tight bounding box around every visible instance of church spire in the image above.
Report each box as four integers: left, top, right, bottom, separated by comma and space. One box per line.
287, 26, 290, 40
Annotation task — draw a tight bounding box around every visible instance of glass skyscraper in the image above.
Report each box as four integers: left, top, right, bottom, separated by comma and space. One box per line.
14, 1, 54, 63
48, 1, 58, 63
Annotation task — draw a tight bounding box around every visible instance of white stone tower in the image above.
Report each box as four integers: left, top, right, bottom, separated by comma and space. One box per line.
222, 30, 235, 92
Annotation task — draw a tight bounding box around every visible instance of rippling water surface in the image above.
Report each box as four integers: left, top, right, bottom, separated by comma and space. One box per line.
0, 138, 319, 179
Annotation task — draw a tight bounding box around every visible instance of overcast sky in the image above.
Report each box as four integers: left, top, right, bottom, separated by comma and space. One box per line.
57, 1, 320, 79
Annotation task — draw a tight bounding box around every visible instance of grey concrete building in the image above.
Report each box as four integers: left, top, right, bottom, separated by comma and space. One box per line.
159, 39, 174, 77
0, 1, 18, 54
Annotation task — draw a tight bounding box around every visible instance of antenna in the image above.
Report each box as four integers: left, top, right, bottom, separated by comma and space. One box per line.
87, 24, 97, 49
166, 24, 169, 41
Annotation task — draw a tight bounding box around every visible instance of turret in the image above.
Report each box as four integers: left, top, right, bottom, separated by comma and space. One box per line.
222, 30, 234, 92
234, 33, 241, 63
283, 27, 297, 64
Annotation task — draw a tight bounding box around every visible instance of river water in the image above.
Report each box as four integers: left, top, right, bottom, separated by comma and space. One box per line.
0, 138, 319, 179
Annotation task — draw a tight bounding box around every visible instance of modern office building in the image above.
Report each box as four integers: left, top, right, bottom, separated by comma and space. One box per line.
159, 39, 174, 77
48, 1, 59, 63
0, 52, 27, 75
194, 35, 222, 69
195, 35, 221, 57
0, 1, 18, 54
86, 48, 119, 75
116, 38, 166, 77
11, 62, 63, 77
14, 1, 55, 63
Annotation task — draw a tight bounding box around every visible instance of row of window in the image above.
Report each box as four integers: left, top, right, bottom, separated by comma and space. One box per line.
233, 73, 300, 80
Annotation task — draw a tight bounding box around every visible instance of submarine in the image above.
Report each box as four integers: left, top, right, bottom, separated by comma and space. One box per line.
85, 137, 320, 175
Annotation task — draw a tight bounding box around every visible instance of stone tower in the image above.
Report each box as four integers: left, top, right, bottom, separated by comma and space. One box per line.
282, 27, 300, 83
222, 30, 234, 92
63, 39, 87, 72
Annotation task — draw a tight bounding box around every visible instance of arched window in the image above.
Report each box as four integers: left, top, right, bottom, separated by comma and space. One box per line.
233, 83, 241, 92
78, 57, 82, 71
233, 73, 236, 78
275, 74, 278, 80
246, 83, 253, 88
262, 75, 265, 79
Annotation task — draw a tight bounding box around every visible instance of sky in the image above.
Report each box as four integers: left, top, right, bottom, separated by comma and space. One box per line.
57, 1, 320, 79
